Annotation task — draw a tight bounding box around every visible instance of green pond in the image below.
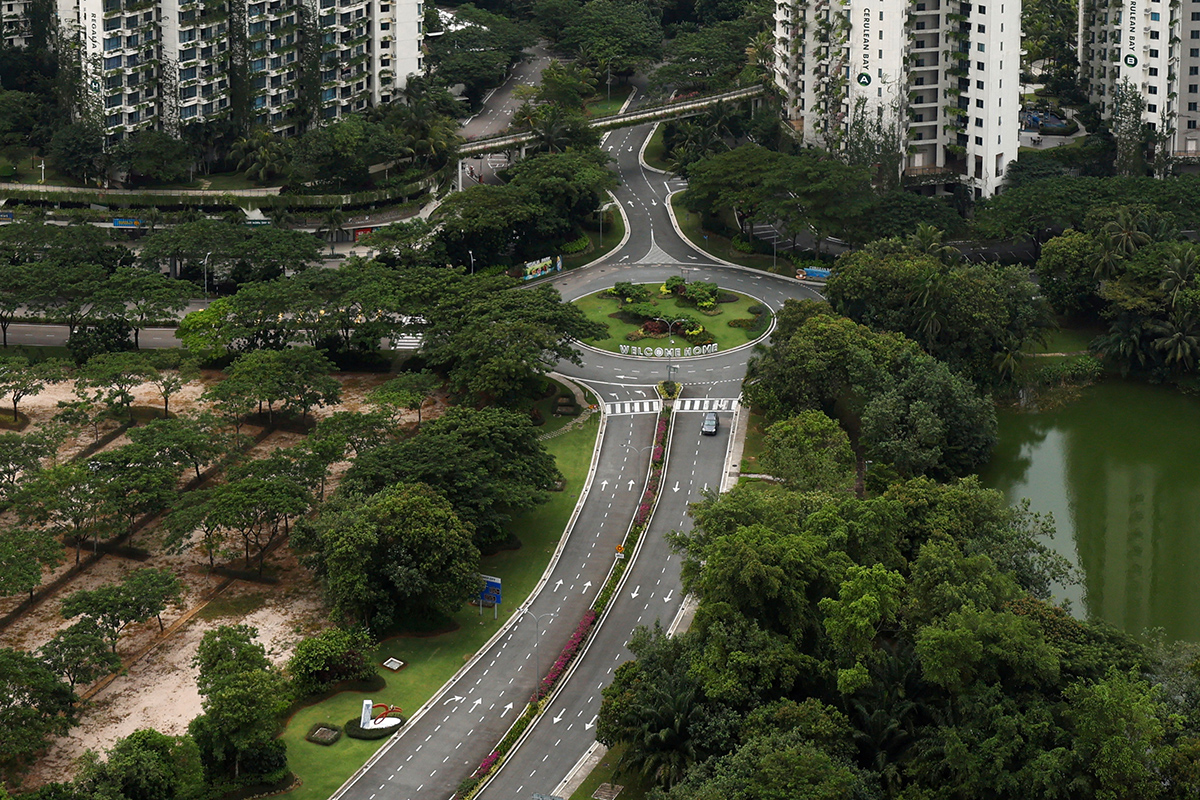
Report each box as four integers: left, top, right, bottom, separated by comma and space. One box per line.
981, 381, 1200, 643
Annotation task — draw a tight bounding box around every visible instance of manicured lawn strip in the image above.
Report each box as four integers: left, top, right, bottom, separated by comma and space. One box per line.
574, 288, 769, 353
1028, 325, 1098, 354
740, 410, 768, 474
563, 201, 626, 271
670, 194, 787, 273
532, 378, 587, 435
278, 413, 601, 800
567, 743, 653, 800
641, 124, 671, 171
585, 84, 635, 118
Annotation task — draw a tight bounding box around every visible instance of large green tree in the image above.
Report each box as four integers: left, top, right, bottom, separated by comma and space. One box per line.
293, 482, 480, 628
341, 406, 560, 549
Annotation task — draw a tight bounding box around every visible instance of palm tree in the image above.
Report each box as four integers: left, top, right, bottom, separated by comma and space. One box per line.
617, 678, 702, 789
232, 129, 288, 183
1092, 237, 1124, 281
1092, 317, 1149, 376
906, 266, 948, 349
1159, 242, 1198, 308
993, 343, 1024, 385
744, 29, 776, 85
1149, 312, 1200, 373
908, 223, 961, 265
316, 207, 346, 256
1104, 207, 1151, 256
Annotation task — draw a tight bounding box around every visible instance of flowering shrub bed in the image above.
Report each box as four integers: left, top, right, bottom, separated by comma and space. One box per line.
453, 410, 675, 800
534, 610, 597, 702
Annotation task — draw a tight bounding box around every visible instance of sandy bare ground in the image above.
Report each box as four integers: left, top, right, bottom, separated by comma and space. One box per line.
2, 369, 448, 789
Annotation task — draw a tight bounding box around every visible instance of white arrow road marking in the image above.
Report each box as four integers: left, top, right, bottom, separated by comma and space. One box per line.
471, 698, 483, 711
445, 696, 464, 704
620, 255, 630, 261
627, 479, 636, 490
554, 579, 563, 591
553, 711, 564, 723
503, 703, 514, 715
672, 481, 680, 492
585, 715, 598, 730
635, 390, 646, 397
600, 480, 609, 490
664, 589, 674, 603
630, 585, 640, 599
582, 581, 592, 592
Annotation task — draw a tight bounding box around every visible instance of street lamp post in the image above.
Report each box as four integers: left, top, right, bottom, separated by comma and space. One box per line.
518, 608, 558, 699
468, 249, 475, 274
654, 317, 687, 385
202, 251, 212, 298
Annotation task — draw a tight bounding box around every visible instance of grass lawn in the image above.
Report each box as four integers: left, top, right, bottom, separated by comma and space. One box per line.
1028, 324, 1099, 354
568, 744, 654, 800
531, 377, 589, 435
573, 287, 770, 354
1, 147, 85, 187
278, 413, 601, 800
1, 344, 75, 362
641, 124, 671, 171
670, 194, 788, 273
199, 172, 284, 191
740, 410, 768, 474
585, 84, 635, 118
563, 202, 626, 271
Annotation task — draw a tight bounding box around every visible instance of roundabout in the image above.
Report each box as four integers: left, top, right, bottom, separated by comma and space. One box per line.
571, 280, 773, 356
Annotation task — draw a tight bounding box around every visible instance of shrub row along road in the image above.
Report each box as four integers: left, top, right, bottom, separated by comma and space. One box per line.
463, 122, 820, 800
332, 117, 820, 798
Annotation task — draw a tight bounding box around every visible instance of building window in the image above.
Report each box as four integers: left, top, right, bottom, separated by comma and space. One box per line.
1150, 49, 1160, 56
1150, 67, 1159, 75
977, 42, 985, 51
1193, 30, 1200, 38
1149, 103, 1157, 111
1192, 48, 1200, 56
916, 39, 925, 47
976, 98, 983, 107
978, 24, 985, 31
1150, 85, 1159, 93
914, 113, 924, 121
181, 105, 197, 119
1190, 102, 1198, 110
977, 61, 984, 70
975, 117, 983, 126
1190, 120, 1199, 128
1193, 67, 1200, 75
1150, 30, 1160, 38
1151, 11, 1160, 18
915, 76, 925, 85
975, 136, 984, 145
1193, 10, 1200, 17
976, 80, 984, 89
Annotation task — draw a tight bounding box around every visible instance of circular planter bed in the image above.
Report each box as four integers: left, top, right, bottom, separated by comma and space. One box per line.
573, 282, 772, 355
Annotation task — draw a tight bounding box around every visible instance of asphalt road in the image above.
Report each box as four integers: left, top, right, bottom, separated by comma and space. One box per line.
334, 112, 823, 799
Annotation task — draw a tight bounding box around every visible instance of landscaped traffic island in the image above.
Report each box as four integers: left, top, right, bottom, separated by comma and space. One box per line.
573, 278, 772, 355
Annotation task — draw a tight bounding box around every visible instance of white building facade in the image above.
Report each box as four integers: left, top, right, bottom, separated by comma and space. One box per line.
774, 0, 1020, 197
1079, 0, 1200, 159
41, 0, 423, 141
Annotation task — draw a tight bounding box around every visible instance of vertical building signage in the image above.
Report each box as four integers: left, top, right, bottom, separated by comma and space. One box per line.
81, 0, 105, 101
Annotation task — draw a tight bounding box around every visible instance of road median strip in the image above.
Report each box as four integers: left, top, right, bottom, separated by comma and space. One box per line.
459, 404, 677, 799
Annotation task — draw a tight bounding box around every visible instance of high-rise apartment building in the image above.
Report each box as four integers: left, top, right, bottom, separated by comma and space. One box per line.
11, 0, 423, 141
1079, 0, 1200, 159
773, 0, 1020, 197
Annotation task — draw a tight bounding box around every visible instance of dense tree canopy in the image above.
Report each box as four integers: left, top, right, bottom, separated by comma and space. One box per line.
293, 482, 480, 628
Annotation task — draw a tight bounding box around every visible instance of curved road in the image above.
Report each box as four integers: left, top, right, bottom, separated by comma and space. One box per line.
332, 120, 821, 800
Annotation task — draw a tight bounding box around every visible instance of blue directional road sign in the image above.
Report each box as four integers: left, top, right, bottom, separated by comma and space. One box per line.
480, 574, 501, 606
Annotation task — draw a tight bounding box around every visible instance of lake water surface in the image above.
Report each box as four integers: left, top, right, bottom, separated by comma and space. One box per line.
981, 381, 1200, 642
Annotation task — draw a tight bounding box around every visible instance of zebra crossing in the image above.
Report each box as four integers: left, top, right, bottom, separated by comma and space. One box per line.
603, 400, 663, 416
675, 398, 739, 413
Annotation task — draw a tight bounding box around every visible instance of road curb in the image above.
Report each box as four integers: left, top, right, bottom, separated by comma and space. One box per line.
472, 403, 677, 799
553, 741, 608, 798
638, 122, 671, 175
663, 190, 828, 297
327, 401, 609, 800
565, 286, 778, 364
